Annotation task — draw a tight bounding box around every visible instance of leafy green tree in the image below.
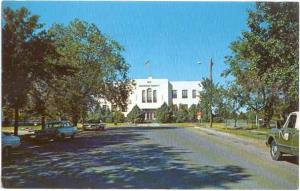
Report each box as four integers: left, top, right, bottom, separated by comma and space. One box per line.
2, 7, 72, 134
223, 83, 245, 127
127, 105, 144, 123
48, 19, 132, 125
225, 2, 299, 127
155, 102, 173, 123
199, 78, 225, 123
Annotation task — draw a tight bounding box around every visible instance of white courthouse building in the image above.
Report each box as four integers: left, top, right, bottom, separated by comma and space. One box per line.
99, 76, 202, 120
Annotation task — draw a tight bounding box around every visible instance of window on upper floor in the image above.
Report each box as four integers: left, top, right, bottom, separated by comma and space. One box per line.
172, 90, 177, 99
192, 89, 197, 98
153, 90, 157, 103
142, 90, 146, 103
147, 88, 152, 103
182, 90, 188, 99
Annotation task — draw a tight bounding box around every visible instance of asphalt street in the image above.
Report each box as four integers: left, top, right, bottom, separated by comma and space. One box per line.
2, 126, 299, 189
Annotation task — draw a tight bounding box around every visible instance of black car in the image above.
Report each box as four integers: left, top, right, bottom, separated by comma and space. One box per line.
82, 120, 105, 131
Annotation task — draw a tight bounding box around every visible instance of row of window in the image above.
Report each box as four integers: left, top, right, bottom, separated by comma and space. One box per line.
142, 88, 157, 103
172, 89, 197, 99
142, 89, 198, 103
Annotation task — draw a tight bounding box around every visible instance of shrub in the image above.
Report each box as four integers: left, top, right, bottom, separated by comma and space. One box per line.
127, 105, 144, 123
174, 104, 189, 122
113, 111, 125, 123
188, 104, 200, 122
155, 102, 173, 123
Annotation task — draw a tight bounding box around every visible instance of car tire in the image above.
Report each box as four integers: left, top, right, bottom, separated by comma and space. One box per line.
71, 134, 75, 139
270, 140, 282, 161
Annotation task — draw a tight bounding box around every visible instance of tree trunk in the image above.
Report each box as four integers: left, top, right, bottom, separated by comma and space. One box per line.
72, 114, 79, 126
14, 106, 19, 136
263, 97, 274, 128
41, 115, 45, 130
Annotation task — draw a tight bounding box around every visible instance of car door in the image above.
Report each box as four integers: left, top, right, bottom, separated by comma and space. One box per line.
277, 114, 297, 153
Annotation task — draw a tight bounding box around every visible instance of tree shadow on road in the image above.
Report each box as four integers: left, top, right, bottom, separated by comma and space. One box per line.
2, 127, 250, 189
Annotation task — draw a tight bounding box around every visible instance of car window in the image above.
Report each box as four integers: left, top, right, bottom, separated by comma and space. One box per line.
287, 115, 297, 128
50, 123, 63, 128
63, 122, 71, 127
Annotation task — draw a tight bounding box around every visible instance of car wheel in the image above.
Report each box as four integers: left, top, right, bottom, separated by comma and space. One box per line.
71, 134, 75, 139
270, 140, 282, 160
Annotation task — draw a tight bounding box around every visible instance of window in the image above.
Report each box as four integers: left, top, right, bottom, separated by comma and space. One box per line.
153, 90, 157, 103
172, 90, 177, 99
182, 90, 188, 98
147, 88, 152, 103
142, 90, 146, 103
192, 90, 197, 98
287, 115, 297, 128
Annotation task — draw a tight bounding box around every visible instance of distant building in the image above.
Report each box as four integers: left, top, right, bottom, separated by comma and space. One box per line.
99, 76, 202, 120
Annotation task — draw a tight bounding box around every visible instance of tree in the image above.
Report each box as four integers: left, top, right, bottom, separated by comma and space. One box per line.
223, 83, 245, 127
127, 105, 144, 123
2, 7, 72, 134
199, 78, 225, 123
48, 19, 132, 125
225, 2, 299, 127
155, 102, 173, 123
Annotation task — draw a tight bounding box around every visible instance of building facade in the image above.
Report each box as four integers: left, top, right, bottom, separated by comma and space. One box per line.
100, 76, 202, 120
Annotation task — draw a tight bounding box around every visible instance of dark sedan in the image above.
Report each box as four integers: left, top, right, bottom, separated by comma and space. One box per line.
82, 120, 105, 131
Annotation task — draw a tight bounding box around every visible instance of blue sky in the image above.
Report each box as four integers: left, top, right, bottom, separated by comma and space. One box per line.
2, 1, 255, 84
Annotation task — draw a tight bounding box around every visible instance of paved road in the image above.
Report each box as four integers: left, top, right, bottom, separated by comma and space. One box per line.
2, 126, 299, 189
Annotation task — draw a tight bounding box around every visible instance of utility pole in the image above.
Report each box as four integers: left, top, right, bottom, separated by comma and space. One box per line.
209, 57, 213, 128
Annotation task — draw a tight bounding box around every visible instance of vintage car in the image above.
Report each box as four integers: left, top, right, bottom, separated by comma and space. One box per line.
34, 121, 77, 141
82, 119, 105, 131
266, 112, 299, 160
2, 132, 21, 156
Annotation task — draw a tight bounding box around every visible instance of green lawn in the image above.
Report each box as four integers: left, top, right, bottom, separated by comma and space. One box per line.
199, 122, 269, 140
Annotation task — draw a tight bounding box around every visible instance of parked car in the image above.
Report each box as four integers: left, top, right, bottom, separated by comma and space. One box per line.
34, 121, 77, 141
2, 132, 21, 156
266, 111, 299, 160
82, 119, 105, 131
